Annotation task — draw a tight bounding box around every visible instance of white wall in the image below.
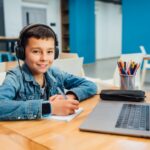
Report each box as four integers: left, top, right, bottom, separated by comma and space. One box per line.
3, 0, 22, 36
47, 0, 61, 52
95, 1, 122, 59
3, 0, 62, 51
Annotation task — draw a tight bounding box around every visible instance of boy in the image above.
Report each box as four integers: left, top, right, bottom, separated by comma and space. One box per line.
0, 24, 97, 120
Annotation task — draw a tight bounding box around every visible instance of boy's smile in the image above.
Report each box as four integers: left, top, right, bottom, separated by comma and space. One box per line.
25, 37, 55, 76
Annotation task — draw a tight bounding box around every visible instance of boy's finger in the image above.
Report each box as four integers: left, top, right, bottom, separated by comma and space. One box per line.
70, 100, 79, 105
49, 95, 58, 101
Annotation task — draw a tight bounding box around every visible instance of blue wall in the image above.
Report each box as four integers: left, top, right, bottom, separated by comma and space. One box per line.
122, 0, 150, 54
69, 0, 95, 64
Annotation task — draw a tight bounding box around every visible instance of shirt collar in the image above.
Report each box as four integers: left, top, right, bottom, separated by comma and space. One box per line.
21, 63, 57, 86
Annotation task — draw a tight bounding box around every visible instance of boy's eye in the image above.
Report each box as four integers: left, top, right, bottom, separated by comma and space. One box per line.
32, 50, 40, 53
47, 50, 54, 54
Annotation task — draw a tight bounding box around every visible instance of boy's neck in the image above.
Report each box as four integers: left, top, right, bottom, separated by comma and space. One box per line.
34, 74, 45, 87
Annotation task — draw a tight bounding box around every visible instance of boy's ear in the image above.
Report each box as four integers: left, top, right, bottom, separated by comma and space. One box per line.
15, 42, 25, 60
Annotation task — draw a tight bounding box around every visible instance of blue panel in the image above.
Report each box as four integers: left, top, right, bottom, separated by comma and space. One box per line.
69, 0, 95, 64
122, 0, 150, 54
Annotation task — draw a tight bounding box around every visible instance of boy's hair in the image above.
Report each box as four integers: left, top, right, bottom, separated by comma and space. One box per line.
20, 25, 56, 49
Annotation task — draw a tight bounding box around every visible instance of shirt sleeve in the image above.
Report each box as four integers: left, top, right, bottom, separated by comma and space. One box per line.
0, 72, 43, 121
60, 71, 97, 101
0, 99, 43, 120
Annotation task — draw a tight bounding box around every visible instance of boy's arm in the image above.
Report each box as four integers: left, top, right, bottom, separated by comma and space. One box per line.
0, 99, 44, 120
0, 75, 49, 121
61, 71, 97, 101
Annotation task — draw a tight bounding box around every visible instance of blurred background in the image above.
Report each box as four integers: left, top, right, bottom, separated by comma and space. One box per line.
0, 0, 150, 87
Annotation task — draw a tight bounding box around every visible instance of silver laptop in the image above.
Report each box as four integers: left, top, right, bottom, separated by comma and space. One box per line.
79, 101, 150, 138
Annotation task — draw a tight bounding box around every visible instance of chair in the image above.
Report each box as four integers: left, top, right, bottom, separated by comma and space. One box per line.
139, 45, 150, 87
54, 53, 102, 93
100, 53, 144, 90
59, 53, 85, 76
59, 53, 79, 59
0, 61, 23, 85
53, 57, 84, 76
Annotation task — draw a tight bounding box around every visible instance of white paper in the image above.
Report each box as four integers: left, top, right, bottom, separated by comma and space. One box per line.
46, 107, 83, 122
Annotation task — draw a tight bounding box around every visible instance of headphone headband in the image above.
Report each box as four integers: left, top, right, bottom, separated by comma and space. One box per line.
19, 24, 58, 47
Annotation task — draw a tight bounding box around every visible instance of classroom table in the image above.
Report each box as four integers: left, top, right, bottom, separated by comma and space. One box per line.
0, 125, 47, 150
0, 93, 150, 150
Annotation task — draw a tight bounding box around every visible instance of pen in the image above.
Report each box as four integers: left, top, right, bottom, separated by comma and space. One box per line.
124, 61, 126, 71
117, 61, 127, 75
57, 87, 67, 99
133, 63, 140, 75
117, 62, 122, 74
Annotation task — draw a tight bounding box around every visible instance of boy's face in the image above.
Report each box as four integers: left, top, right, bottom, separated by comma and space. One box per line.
25, 37, 55, 75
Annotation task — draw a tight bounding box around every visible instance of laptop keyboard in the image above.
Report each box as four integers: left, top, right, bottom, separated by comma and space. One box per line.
115, 104, 150, 131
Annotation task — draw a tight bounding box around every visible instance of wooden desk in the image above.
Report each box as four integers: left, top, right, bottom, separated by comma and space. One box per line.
0, 125, 47, 150
0, 94, 150, 150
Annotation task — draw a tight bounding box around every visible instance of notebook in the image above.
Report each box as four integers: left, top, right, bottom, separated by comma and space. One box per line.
79, 101, 150, 138
46, 107, 83, 122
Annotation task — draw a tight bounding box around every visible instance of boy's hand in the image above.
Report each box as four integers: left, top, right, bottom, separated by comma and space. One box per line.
49, 93, 77, 102
50, 99, 79, 116
49, 94, 64, 102
66, 94, 77, 100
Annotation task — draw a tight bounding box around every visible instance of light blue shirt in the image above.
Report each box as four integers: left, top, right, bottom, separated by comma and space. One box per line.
0, 63, 97, 120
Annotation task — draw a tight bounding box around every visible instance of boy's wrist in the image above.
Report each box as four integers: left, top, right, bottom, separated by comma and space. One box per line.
66, 91, 78, 100
66, 94, 76, 100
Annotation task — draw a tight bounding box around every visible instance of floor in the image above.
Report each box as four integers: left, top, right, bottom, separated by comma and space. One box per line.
83, 57, 150, 91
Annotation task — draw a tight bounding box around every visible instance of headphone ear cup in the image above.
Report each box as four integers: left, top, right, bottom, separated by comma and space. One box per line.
15, 45, 25, 60
54, 47, 59, 59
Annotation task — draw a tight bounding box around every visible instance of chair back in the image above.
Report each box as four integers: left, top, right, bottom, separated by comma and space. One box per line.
139, 45, 147, 55
59, 53, 79, 59
53, 57, 84, 77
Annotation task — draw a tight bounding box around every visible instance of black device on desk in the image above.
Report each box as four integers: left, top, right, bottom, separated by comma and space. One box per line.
100, 89, 145, 102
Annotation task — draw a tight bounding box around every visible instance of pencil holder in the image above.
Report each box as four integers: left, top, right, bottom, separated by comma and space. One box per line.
120, 74, 135, 90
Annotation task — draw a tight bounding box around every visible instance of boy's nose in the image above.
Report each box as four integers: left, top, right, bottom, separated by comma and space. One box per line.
40, 53, 48, 60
